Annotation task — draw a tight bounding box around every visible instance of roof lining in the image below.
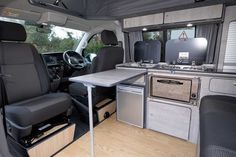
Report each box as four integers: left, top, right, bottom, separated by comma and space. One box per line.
28, 0, 236, 20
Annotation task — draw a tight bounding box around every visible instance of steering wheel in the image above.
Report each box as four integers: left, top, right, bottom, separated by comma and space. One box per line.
63, 50, 87, 69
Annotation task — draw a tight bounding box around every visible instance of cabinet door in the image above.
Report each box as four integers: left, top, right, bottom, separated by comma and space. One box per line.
209, 78, 236, 95
147, 101, 191, 140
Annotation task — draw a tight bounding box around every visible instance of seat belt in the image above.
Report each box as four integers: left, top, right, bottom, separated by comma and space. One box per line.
0, 65, 8, 134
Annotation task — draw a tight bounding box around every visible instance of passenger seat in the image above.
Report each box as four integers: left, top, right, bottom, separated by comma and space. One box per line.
0, 21, 72, 141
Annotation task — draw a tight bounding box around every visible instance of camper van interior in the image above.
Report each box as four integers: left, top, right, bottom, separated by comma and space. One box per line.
0, 0, 236, 157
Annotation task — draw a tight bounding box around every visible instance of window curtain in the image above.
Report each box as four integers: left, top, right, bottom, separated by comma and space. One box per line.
196, 24, 219, 64
128, 31, 143, 62
124, 33, 131, 62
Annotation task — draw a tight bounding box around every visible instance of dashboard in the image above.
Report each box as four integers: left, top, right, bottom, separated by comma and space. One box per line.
42, 52, 74, 82
41, 52, 91, 91
41, 52, 93, 91
43, 53, 64, 66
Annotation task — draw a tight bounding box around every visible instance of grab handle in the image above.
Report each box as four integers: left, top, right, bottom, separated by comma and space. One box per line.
157, 79, 183, 85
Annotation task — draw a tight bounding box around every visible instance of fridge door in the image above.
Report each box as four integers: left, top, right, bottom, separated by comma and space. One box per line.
117, 85, 144, 128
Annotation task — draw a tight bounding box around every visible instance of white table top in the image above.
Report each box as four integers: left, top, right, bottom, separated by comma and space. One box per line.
69, 69, 147, 87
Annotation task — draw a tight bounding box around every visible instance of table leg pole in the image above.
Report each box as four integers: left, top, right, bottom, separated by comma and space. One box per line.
87, 85, 94, 157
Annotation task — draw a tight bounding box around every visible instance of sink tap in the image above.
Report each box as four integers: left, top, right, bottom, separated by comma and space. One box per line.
137, 60, 143, 67
170, 61, 176, 74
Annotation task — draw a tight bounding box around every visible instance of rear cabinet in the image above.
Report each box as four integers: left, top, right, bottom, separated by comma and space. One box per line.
209, 78, 236, 95
147, 101, 191, 140
164, 4, 223, 24
123, 13, 163, 28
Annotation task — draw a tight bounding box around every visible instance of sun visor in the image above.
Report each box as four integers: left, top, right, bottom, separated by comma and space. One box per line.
37, 12, 67, 26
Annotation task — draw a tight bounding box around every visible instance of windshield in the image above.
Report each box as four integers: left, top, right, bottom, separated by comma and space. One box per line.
0, 17, 85, 54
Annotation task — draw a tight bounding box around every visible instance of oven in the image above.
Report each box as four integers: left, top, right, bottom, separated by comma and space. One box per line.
150, 76, 200, 103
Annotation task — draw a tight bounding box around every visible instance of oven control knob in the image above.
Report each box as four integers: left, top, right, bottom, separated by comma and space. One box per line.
191, 93, 197, 98
104, 112, 110, 119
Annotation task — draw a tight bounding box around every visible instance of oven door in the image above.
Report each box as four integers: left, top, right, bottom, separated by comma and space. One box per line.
151, 76, 192, 102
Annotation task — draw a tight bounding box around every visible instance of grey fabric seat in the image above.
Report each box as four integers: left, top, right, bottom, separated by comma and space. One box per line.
200, 95, 236, 157
5, 93, 71, 127
0, 21, 72, 140
69, 30, 124, 106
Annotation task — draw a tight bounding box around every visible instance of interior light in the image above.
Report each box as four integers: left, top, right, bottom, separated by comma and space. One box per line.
142, 28, 148, 31
187, 23, 193, 27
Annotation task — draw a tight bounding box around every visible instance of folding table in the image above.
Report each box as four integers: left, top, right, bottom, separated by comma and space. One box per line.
69, 69, 146, 157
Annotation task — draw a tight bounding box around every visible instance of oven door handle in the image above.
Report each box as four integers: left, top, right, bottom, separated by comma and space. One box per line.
156, 79, 184, 85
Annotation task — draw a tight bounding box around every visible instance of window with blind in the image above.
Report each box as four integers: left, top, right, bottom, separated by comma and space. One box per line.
223, 21, 236, 73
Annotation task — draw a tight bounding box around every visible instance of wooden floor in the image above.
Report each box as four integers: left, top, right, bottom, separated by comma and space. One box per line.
55, 114, 196, 157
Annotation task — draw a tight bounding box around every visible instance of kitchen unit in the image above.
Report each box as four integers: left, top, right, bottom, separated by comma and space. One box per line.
147, 74, 200, 141
116, 65, 236, 144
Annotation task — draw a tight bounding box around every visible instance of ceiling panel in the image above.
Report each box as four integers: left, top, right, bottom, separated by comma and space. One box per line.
22, 0, 236, 19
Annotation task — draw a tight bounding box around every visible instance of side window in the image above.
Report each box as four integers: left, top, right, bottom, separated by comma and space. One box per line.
142, 27, 196, 62
167, 27, 195, 40
84, 33, 104, 56
143, 31, 164, 41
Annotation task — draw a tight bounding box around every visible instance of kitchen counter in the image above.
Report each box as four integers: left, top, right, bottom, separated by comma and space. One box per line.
117, 63, 236, 78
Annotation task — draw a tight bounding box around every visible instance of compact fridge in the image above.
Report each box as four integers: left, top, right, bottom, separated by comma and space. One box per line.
117, 85, 144, 128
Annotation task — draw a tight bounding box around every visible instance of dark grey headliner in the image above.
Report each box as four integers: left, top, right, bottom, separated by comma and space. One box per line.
29, 0, 236, 20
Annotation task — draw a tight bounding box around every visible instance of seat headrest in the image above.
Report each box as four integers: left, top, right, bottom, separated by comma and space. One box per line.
101, 30, 118, 46
0, 21, 27, 42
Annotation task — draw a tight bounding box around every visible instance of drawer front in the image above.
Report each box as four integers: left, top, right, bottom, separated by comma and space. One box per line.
28, 124, 75, 157
122, 75, 146, 85
147, 101, 191, 140
151, 77, 192, 102
97, 101, 116, 122
209, 78, 236, 95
